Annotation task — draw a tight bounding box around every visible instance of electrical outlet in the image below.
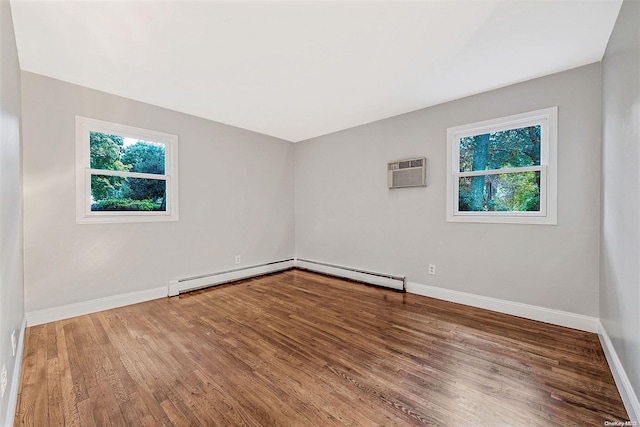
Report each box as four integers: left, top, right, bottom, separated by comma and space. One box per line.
428, 264, 436, 275
235, 255, 241, 264
1, 364, 7, 398
11, 330, 16, 357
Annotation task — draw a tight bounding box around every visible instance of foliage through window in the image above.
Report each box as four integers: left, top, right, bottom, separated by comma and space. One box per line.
446, 107, 557, 224
76, 117, 179, 223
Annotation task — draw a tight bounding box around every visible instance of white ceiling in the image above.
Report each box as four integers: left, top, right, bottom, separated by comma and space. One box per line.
10, 0, 622, 142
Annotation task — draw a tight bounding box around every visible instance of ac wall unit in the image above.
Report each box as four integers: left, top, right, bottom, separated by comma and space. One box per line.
387, 157, 426, 189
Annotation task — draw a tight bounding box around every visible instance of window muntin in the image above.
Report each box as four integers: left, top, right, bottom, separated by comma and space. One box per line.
446, 107, 557, 224
76, 117, 179, 223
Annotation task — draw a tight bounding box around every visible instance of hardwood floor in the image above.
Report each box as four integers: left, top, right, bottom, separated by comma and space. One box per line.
14, 269, 628, 426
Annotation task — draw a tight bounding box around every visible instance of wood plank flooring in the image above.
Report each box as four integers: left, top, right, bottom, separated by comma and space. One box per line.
14, 269, 628, 426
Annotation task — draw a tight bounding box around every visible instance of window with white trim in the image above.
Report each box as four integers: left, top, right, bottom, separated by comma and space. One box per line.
75, 116, 179, 224
446, 107, 557, 225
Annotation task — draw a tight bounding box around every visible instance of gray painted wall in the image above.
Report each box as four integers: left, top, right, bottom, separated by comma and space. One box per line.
601, 0, 640, 413
0, 0, 24, 422
295, 63, 602, 316
21, 72, 295, 313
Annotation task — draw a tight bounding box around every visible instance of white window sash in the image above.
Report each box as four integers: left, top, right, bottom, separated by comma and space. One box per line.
88, 168, 169, 181
456, 165, 542, 178
453, 167, 547, 217
83, 169, 173, 217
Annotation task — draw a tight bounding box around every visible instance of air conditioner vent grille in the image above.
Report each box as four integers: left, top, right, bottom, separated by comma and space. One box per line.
387, 157, 426, 189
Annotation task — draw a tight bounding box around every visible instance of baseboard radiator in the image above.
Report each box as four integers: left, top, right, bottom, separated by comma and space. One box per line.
168, 258, 405, 295
294, 258, 406, 291
168, 259, 295, 296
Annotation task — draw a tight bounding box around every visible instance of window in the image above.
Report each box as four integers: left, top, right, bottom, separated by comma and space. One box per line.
75, 116, 179, 224
446, 107, 557, 225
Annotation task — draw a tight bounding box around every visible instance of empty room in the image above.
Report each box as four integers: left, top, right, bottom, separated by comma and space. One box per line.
1, 0, 639, 425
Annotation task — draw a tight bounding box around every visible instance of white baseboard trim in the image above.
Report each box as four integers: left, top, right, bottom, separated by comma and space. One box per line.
598, 321, 640, 423
25, 286, 167, 327
293, 259, 405, 291
25, 259, 296, 326
5, 315, 26, 427
168, 259, 295, 296
406, 281, 599, 333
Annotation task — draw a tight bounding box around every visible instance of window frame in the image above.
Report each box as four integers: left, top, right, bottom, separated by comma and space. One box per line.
75, 116, 179, 224
446, 107, 558, 225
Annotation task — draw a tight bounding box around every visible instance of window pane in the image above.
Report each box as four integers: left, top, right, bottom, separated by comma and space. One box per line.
458, 171, 540, 212
121, 139, 165, 175
89, 132, 128, 171
459, 125, 541, 172
90, 132, 165, 175
90, 174, 167, 212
